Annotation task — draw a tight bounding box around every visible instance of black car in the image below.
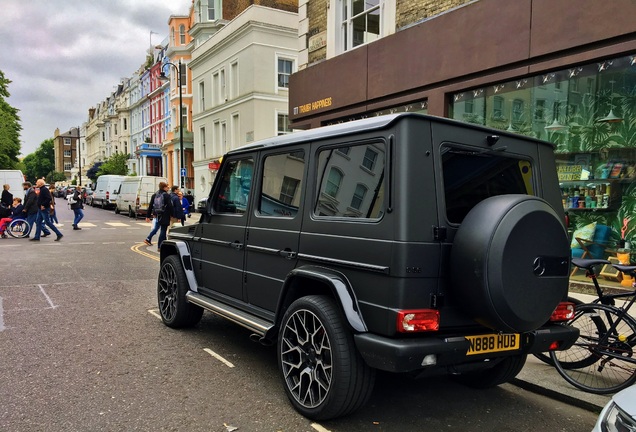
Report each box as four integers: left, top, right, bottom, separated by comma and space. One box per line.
156, 113, 578, 420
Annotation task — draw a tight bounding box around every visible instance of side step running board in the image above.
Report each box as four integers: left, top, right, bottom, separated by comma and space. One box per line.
186, 292, 273, 336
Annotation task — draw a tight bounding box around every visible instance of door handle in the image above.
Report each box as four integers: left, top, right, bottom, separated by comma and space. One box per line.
278, 248, 297, 259
229, 241, 244, 250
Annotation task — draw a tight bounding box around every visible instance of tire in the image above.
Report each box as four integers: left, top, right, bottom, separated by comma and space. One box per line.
128, 207, 136, 219
454, 354, 527, 388
157, 255, 203, 328
450, 195, 570, 333
550, 303, 636, 394
115, 206, 120, 214
278, 295, 375, 420
7, 219, 30, 238
533, 296, 583, 365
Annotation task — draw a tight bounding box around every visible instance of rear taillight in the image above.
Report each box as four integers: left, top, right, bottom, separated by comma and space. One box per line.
106, 191, 110, 200
550, 302, 575, 322
396, 309, 440, 333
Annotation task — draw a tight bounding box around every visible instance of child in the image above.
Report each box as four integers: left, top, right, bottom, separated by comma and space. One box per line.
0, 197, 24, 238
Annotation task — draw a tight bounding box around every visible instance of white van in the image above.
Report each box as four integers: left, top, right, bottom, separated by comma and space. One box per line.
0, 170, 26, 200
92, 175, 126, 209
115, 176, 167, 218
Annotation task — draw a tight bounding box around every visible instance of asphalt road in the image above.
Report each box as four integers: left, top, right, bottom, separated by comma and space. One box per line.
0, 200, 599, 431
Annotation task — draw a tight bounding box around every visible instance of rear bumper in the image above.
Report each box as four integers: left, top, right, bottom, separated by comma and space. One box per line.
353, 324, 579, 373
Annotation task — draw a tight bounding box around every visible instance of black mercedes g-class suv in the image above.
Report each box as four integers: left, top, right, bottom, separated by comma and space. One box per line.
157, 113, 578, 420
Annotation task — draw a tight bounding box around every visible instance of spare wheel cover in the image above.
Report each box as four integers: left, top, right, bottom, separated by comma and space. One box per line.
450, 194, 570, 333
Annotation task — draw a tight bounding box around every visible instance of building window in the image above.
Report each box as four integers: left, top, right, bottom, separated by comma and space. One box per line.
64, 138, 71, 145
535, 99, 545, 121
277, 113, 292, 135
199, 81, 205, 111
351, 184, 368, 210
123, 118, 127, 130
326, 168, 343, 198
220, 68, 226, 101
230, 61, 239, 99
341, 0, 381, 52
232, 113, 240, 148
200, 127, 206, 159
362, 147, 378, 171
208, 3, 216, 20
179, 25, 186, 45
64, 162, 72, 171
64, 150, 72, 157
493, 96, 504, 120
278, 58, 293, 88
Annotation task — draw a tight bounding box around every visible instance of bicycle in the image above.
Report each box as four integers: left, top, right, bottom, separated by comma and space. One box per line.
550, 257, 636, 394
5, 218, 31, 238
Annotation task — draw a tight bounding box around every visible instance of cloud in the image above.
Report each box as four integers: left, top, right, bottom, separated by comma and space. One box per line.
0, 0, 186, 156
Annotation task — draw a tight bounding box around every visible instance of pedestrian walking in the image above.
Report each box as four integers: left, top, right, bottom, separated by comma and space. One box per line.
30, 179, 63, 241
177, 191, 188, 226
21, 182, 50, 238
70, 187, 84, 230
1, 184, 13, 210
145, 182, 172, 251
48, 185, 59, 224
170, 186, 184, 226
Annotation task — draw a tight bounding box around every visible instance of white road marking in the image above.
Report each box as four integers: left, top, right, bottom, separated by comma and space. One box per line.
203, 348, 235, 368
311, 423, 332, 432
148, 309, 162, 320
38, 284, 57, 309
77, 223, 97, 227
105, 222, 130, 227
0, 297, 5, 332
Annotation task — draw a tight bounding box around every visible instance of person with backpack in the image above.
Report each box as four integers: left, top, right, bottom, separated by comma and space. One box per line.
144, 182, 172, 251
69, 187, 84, 230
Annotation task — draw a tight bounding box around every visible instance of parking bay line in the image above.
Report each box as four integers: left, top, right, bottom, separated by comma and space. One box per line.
38, 284, 57, 309
203, 348, 235, 368
147, 310, 235, 368
0, 297, 5, 332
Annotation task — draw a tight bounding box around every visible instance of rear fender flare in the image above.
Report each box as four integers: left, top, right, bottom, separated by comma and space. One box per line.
272, 266, 367, 336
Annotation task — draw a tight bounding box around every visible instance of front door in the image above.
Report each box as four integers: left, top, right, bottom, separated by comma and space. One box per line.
195, 156, 254, 301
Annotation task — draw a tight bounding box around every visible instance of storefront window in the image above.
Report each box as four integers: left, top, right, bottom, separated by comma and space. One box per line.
450, 53, 636, 245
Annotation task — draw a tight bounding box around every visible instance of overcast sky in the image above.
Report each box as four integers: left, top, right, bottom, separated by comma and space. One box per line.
0, 0, 188, 157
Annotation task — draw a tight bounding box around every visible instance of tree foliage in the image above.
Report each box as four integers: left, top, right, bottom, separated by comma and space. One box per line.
86, 162, 104, 182
0, 70, 22, 169
22, 139, 54, 183
96, 152, 129, 177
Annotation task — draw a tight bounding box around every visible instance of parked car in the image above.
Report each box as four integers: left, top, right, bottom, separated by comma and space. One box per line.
92, 175, 125, 209
156, 113, 578, 420
115, 176, 167, 218
592, 384, 636, 431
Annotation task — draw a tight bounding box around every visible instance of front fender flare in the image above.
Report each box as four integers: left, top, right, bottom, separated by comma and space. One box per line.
161, 239, 198, 293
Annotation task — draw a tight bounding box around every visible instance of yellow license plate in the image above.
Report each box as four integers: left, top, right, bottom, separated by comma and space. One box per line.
465, 333, 520, 355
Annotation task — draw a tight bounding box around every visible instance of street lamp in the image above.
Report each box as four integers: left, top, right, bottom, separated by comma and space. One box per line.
158, 60, 185, 189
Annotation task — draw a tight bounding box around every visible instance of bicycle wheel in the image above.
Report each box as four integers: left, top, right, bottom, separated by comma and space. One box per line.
533, 296, 583, 365
7, 219, 30, 238
550, 303, 636, 394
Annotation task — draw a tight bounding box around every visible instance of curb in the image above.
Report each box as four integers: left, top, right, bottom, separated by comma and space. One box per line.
511, 378, 604, 413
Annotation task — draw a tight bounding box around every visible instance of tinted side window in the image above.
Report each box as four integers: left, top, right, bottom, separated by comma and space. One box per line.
259, 150, 305, 217
213, 158, 254, 214
442, 145, 533, 224
315, 143, 385, 219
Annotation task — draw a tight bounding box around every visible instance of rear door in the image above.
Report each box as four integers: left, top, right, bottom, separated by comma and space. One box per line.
244, 147, 307, 314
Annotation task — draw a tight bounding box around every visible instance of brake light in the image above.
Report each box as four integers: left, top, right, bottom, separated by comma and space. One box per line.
550, 302, 575, 322
106, 191, 110, 200
396, 309, 440, 332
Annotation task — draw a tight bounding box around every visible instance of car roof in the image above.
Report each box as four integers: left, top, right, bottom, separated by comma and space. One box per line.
226, 113, 555, 156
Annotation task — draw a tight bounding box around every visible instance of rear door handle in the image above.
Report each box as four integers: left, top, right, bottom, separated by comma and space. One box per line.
229, 241, 244, 250
278, 248, 297, 259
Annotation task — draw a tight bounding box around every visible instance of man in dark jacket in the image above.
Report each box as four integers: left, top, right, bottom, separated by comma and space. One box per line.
30, 179, 63, 241
70, 187, 84, 230
145, 182, 172, 251
22, 182, 50, 238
